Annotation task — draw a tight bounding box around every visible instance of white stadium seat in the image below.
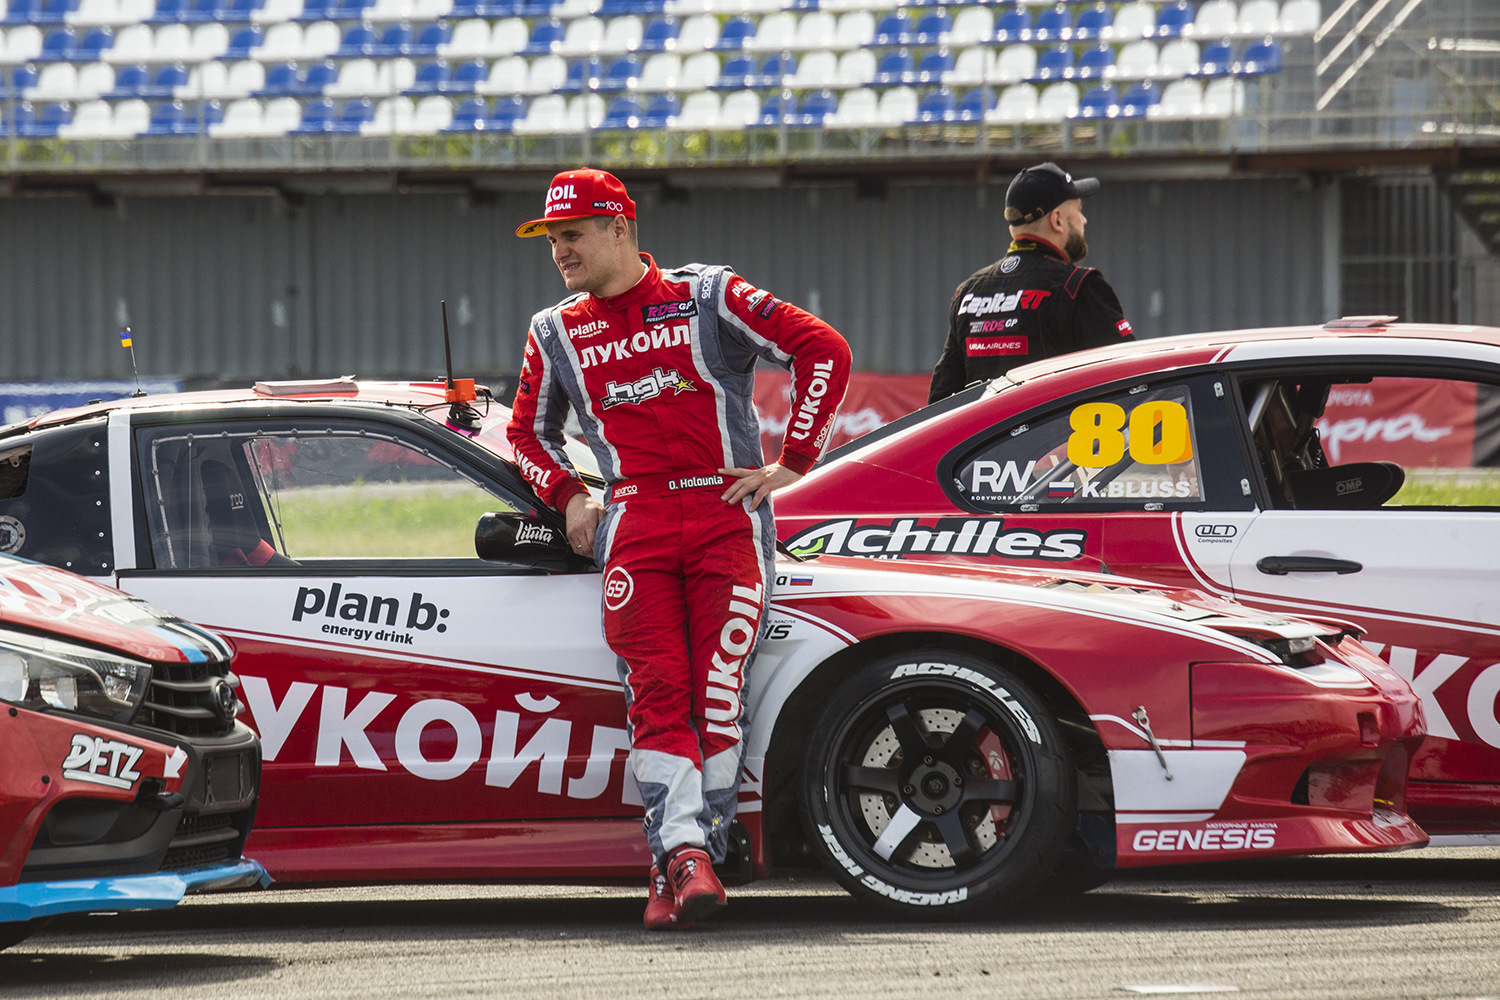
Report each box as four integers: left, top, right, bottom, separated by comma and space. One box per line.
1110, 2, 1157, 41
949, 7, 994, 47
1157, 77, 1203, 117
491, 18, 530, 56
637, 52, 681, 91
748, 11, 795, 52
362, 96, 415, 135
828, 87, 879, 126
1239, 0, 1281, 35
255, 22, 302, 63
262, 95, 303, 133
475, 54, 528, 94
715, 89, 760, 128
224, 59, 265, 97
211, 98, 267, 137
525, 54, 567, 94
29, 63, 79, 101
407, 94, 453, 133
559, 16, 604, 56
1279, 0, 1322, 35
514, 93, 567, 133
58, 99, 115, 138
680, 50, 720, 88
990, 43, 1037, 84
376, 56, 416, 94
326, 58, 378, 97
68, 0, 117, 27
601, 15, 644, 54
794, 11, 837, 50
835, 10, 875, 49
1117, 40, 1159, 78
670, 90, 720, 129
1158, 38, 1200, 77
988, 82, 1038, 123
253, 0, 303, 25
1202, 76, 1246, 116
1035, 81, 1080, 120
1190, 0, 1238, 38
443, 19, 493, 59
3, 26, 43, 64
946, 46, 990, 86
676, 14, 719, 51
192, 23, 230, 63
790, 48, 836, 88
300, 21, 341, 61
835, 48, 874, 87
179, 60, 228, 99
152, 24, 193, 63
876, 85, 917, 124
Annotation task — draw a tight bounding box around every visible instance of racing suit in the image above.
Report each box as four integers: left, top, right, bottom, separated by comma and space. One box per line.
507, 254, 851, 867
928, 235, 1134, 403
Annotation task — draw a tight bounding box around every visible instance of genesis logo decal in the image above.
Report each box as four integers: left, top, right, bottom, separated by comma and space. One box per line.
604, 566, 634, 610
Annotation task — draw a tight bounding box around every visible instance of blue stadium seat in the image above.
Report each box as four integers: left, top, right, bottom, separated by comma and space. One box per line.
226, 26, 263, 57
714, 16, 754, 51
410, 23, 450, 56
37, 28, 76, 62
486, 94, 528, 130
756, 90, 797, 127
4, 0, 42, 25
141, 63, 189, 98
1073, 3, 1113, 40
149, 0, 188, 20
371, 23, 413, 57
601, 95, 642, 128
406, 59, 451, 93
1077, 45, 1114, 79
556, 55, 604, 92
1239, 39, 1282, 74
873, 49, 913, 85
599, 56, 640, 91
338, 24, 375, 56
1118, 81, 1159, 116
449, 58, 487, 91
182, 0, 224, 23
757, 53, 795, 87
1077, 83, 1115, 118
6, 102, 34, 137
914, 49, 952, 84
77, 27, 114, 59
22, 100, 72, 137
223, 0, 265, 20
915, 87, 956, 122
146, 99, 188, 135
1032, 5, 1070, 41
298, 0, 334, 19
958, 86, 994, 121
523, 19, 564, 55
1035, 45, 1073, 81
36, 0, 78, 25
110, 64, 151, 97
639, 93, 679, 126
5, 65, 38, 97
714, 54, 756, 89
257, 61, 301, 96
994, 6, 1030, 44
1155, 1, 1195, 38
301, 59, 338, 94
871, 13, 909, 46
446, 96, 487, 129
800, 88, 836, 124
910, 12, 950, 45
639, 17, 677, 52
516, 0, 557, 15
293, 96, 337, 131
332, 97, 373, 132
1197, 40, 1234, 76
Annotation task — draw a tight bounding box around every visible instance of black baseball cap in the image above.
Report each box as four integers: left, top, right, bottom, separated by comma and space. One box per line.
1004, 162, 1100, 225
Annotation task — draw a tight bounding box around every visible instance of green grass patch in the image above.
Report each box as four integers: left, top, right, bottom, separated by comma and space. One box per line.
270, 485, 516, 558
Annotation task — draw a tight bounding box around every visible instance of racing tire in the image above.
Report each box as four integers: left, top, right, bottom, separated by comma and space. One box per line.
801, 649, 1076, 918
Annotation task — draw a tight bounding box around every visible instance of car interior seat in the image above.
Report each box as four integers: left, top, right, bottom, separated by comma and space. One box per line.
1283, 461, 1406, 509
199, 457, 295, 566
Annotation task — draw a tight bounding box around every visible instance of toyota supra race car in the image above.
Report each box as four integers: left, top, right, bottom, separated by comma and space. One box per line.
777, 319, 1500, 844
0, 555, 265, 951
0, 377, 1427, 915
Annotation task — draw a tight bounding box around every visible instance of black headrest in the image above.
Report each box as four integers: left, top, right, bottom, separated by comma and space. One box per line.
1284, 461, 1405, 510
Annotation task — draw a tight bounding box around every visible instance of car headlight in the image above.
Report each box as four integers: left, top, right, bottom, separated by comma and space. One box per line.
0, 630, 153, 723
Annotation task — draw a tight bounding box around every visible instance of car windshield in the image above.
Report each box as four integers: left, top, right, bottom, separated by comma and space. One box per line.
819, 381, 997, 464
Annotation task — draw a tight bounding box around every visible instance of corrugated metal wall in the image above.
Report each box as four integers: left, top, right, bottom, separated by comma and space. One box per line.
0, 174, 1337, 383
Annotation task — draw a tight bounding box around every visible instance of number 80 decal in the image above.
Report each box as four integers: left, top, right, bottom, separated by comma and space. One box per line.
1066, 401, 1194, 468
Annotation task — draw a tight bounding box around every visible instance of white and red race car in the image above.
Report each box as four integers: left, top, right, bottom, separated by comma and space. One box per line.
779, 319, 1500, 844
0, 378, 1425, 914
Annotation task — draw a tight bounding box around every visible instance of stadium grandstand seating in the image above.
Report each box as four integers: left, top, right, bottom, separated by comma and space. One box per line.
0, 0, 1315, 138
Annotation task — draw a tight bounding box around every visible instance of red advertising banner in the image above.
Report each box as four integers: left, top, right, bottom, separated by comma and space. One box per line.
1315, 377, 1477, 467
754, 370, 930, 462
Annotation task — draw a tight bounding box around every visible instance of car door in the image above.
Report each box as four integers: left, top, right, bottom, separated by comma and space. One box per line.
1222, 366, 1500, 811
938, 373, 1257, 588
114, 412, 635, 832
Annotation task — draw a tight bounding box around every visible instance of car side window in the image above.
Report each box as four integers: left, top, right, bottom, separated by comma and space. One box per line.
1245, 373, 1500, 510
139, 425, 522, 569
947, 377, 1248, 512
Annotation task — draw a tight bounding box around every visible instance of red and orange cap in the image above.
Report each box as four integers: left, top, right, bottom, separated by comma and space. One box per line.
515, 168, 636, 238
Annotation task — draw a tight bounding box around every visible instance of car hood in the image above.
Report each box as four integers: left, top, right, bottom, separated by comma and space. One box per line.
0, 556, 232, 665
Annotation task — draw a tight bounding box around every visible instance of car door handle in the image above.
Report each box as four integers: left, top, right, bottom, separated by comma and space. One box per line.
1256, 556, 1363, 576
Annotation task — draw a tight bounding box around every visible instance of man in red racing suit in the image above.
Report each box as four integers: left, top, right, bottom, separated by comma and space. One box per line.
506, 169, 851, 929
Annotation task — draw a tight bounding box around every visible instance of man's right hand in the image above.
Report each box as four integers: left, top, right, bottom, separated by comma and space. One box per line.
564, 493, 605, 559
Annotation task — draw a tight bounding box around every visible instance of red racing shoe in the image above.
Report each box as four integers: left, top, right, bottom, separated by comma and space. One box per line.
643, 864, 693, 931
665, 847, 727, 923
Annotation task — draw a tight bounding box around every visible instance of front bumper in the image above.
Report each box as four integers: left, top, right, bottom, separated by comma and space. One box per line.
0, 857, 270, 924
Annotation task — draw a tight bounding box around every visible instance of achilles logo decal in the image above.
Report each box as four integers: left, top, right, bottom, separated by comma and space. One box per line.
604, 566, 634, 610
63, 734, 146, 790
785, 517, 1085, 562
602, 367, 696, 408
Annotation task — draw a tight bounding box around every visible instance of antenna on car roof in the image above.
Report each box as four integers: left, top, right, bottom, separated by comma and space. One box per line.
119, 327, 147, 397
441, 300, 482, 436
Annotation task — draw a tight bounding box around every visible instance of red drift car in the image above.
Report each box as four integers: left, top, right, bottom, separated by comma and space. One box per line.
0, 378, 1425, 915
0, 557, 265, 950
778, 319, 1500, 844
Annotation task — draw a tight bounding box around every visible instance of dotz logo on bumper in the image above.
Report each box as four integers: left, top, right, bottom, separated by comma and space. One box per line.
292, 584, 451, 644
63, 734, 146, 790
785, 517, 1086, 561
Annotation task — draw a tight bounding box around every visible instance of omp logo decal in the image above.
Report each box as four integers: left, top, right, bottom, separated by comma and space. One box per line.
602, 367, 696, 408
785, 517, 1085, 562
1132, 823, 1277, 852
890, 662, 1042, 744
817, 823, 967, 906
63, 734, 145, 790
604, 567, 634, 610
238, 677, 638, 804
292, 585, 450, 643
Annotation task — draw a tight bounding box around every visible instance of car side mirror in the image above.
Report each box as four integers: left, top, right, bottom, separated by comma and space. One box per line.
475, 511, 584, 572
